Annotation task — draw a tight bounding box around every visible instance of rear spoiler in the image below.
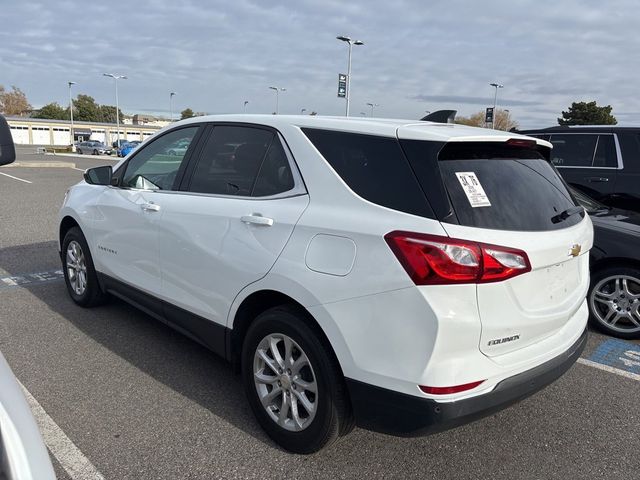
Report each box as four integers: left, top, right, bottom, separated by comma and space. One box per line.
420, 110, 457, 124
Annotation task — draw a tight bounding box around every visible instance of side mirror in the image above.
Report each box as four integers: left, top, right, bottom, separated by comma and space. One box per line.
0, 115, 17, 166
84, 165, 113, 185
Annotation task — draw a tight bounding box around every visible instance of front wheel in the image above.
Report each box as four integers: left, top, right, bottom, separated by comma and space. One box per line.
588, 266, 640, 339
92, 149, 98, 155
241, 306, 353, 454
62, 227, 108, 307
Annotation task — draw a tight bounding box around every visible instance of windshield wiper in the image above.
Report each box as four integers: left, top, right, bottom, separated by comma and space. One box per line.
551, 206, 584, 224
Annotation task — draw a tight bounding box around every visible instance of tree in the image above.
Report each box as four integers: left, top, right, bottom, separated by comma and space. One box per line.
180, 108, 194, 120
99, 105, 123, 123
455, 109, 518, 131
32, 102, 68, 120
558, 101, 617, 125
0, 85, 32, 116
73, 94, 102, 122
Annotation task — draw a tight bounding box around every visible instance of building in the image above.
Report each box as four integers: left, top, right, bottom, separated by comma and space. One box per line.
5, 117, 163, 146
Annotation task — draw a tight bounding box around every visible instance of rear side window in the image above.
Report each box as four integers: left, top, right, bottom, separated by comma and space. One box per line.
403, 141, 583, 231
549, 134, 597, 167
187, 125, 295, 197
302, 129, 434, 218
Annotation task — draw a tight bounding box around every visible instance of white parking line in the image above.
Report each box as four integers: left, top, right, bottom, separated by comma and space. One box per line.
19, 382, 105, 480
71, 167, 85, 171
577, 358, 640, 381
0, 171, 32, 184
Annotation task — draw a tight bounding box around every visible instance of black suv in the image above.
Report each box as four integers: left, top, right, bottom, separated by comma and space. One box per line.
519, 126, 640, 212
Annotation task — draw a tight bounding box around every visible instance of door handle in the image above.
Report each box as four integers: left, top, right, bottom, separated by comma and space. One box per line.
586, 177, 610, 183
241, 214, 274, 226
141, 202, 161, 212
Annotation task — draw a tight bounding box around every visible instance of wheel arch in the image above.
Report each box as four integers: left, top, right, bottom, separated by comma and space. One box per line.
228, 288, 349, 380
591, 256, 640, 277
59, 215, 80, 252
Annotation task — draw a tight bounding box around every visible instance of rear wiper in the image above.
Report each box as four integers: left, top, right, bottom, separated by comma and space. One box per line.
551, 206, 584, 224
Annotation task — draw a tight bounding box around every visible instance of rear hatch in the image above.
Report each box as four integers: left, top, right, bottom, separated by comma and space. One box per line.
400, 135, 593, 357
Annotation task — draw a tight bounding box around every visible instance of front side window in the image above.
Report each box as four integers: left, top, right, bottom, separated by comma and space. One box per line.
187, 125, 294, 197
121, 126, 198, 190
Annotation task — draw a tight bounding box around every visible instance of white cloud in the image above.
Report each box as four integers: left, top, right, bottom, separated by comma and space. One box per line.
1, 0, 638, 127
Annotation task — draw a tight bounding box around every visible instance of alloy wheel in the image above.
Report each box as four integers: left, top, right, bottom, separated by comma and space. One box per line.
590, 274, 640, 334
253, 333, 318, 432
66, 240, 88, 296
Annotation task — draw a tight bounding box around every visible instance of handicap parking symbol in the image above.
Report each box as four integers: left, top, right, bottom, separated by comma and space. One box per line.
588, 338, 640, 375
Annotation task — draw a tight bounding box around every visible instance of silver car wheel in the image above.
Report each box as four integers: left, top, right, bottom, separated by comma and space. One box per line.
253, 333, 318, 432
590, 274, 640, 334
66, 240, 88, 296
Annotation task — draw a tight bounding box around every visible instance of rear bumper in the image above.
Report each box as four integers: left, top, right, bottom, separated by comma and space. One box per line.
345, 328, 587, 437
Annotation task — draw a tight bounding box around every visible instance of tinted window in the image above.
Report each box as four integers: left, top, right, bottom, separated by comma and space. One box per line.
439, 157, 582, 231
187, 126, 273, 196
302, 129, 434, 218
593, 135, 617, 167
549, 134, 597, 167
252, 139, 295, 197
122, 126, 198, 190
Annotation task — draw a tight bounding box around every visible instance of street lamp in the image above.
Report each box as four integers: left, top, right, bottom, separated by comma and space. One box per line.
301, 108, 306, 115
103, 73, 127, 147
268, 86, 285, 114
244, 100, 249, 113
337, 35, 364, 117
68, 81, 76, 150
366, 102, 379, 117
169, 92, 176, 121
489, 82, 503, 127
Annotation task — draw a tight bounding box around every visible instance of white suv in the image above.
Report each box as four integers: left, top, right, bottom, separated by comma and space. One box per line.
59, 115, 592, 453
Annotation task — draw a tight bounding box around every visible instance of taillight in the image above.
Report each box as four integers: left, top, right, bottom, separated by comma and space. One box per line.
384, 231, 531, 285
506, 138, 537, 149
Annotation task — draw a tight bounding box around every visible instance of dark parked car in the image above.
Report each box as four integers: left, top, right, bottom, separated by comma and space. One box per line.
77, 141, 108, 155
519, 126, 640, 212
571, 187, 640, 338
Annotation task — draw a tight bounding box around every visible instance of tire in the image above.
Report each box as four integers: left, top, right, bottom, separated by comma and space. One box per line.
62, 227, 108, 307
241, 306, 353, 454
588, 266, 640, 339
93, 149, 98, 155
77, 148, 83, 155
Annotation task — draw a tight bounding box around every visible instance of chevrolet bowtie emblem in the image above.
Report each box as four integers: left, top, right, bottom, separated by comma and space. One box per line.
569, 244, 582, 257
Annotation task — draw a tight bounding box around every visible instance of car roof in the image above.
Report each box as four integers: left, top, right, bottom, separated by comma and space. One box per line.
174, 114, 551, 147
519, 125, 640, 134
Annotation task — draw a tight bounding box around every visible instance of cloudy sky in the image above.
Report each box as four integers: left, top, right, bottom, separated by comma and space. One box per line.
0, 0, 637, 127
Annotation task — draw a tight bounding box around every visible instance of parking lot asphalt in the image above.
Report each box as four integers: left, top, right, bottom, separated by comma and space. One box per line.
1, 150, 639, 480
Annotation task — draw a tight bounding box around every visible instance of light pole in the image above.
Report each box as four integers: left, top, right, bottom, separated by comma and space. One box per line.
337, 35, 364, 117
244, 100, 249, 113
268, 86, 285, 114
103, 73, 127, 147
68, 81, 76, 150
489, 82, 503, 128
366, 102, 379, 117
169, 92, 176, 121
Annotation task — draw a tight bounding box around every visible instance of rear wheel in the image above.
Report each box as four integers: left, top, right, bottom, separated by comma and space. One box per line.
241, 306, 353, 453
62, 227, 108, 307
92, 149, 98, 155
588, 266, 640, 339
77, 148, 83, 155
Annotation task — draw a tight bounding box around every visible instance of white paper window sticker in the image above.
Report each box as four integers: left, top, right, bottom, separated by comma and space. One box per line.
455, 172, 491, 208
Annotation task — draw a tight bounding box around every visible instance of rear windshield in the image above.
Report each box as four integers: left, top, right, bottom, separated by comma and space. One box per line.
405, 141, 583, 231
